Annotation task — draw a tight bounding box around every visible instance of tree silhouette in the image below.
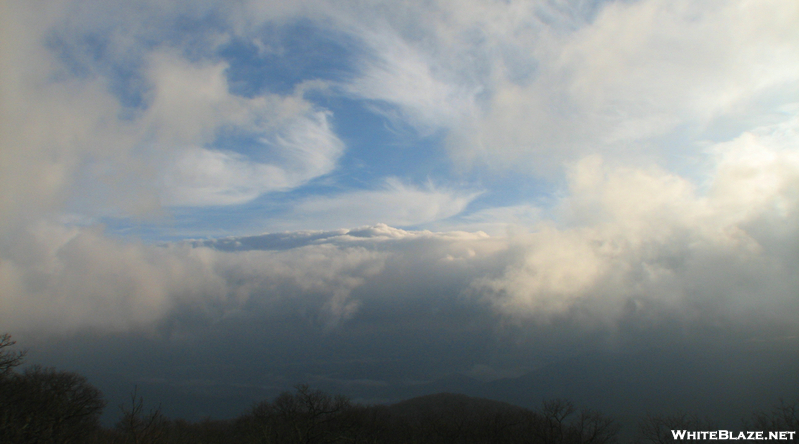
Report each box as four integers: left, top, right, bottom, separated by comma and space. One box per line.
522, 399, 620, 444
0, 365, 105, 444
747, 399, 799, 437
242, 384, 354, 444
636, 412, 715, 444
115, 385, 168, 444
0, 333, 25, 378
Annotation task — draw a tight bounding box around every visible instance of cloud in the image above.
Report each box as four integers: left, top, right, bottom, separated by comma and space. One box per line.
212, 242, 388, 328
481, 0, 798, 168
563, 0, 799, 116
163, 110, 344, 206
329, 0, 799, 172
0, 0, 146, 226
0, 222, 226, 333
141, 51, 346, 207
344, 27, 481, 133
5, 0, 795, 222
286, 178, 481, 229
477, 117, 799, 326
5, 112, 798, 338
439, 205, 543, 236
0, 1, 347, 227
0, 222, 500, 334
1, 0, 798, 361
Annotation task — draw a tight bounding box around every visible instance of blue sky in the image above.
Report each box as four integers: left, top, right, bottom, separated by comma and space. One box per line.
2, 0, 799, 422
7, 0, 798, 242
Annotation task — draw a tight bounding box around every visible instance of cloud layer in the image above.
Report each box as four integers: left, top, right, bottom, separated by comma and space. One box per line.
1, 0, 798, 364
3, 118, 797, 343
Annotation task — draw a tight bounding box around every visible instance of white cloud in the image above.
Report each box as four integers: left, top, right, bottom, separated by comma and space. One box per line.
0, 4, 349, 222
480, 0, 798, 168
5, 112, 798, 336
163, 111, 344, 206
345, 28, 481, 133
0, 0, 148, 225
3, 113, 799, 339
6, 0, 794, 221
329, 0, 799, 173
557, 0, 799, 129
0, 222, 500, 334
0, 222, 226, 333
434, 204, 543, 236
164, 148, 285, 206
143, 52, 345, 207
477, 117, 799, 322
287, 178, 481, 229
707, 117, 799, 225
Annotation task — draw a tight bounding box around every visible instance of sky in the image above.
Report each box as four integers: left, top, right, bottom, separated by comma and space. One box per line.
1, 0, 799, 423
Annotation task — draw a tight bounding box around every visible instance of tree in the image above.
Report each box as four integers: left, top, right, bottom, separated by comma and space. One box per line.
524, 399, 620, 444
636, 412, 713, 444
0, 365, 106, 444
572, 408, 621, 444
0, 333, 25, 377
532, 398, 578, 444
115, 385, 168, 444
243, 384, 354, 444
748, 398, 799, 436
386, 393, 529, 444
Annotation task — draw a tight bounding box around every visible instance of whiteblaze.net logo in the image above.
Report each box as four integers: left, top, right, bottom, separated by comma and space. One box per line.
671, 430, 796, 441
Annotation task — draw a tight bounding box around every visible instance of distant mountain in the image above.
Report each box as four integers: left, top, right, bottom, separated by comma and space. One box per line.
411, 343, 799, 433
90, 341, 799, 432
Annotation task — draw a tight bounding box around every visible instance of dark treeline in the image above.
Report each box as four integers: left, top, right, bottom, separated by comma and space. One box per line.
1, 334, 797, 444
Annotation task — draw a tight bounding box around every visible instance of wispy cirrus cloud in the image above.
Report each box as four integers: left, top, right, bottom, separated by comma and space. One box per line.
344, 28, 482, 134
335, 0, 799, 173
163, 110, 344, 206
284, 178, 481, 230
0, 1, 346, 226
